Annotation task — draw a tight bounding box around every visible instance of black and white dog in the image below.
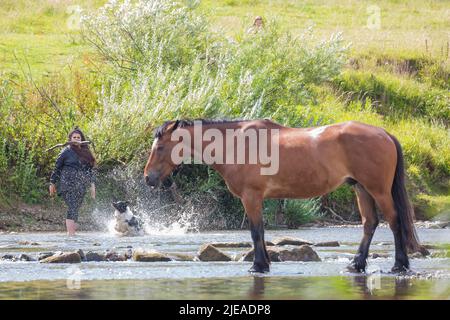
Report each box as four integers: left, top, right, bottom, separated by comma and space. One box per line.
112, 201, 144, 236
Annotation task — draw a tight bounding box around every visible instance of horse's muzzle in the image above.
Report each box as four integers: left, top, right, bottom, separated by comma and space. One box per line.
145, 172, 160, 188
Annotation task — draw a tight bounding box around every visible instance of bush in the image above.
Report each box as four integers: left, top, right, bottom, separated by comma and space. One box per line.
283, 198, 323, 228
0, 138, 44, 204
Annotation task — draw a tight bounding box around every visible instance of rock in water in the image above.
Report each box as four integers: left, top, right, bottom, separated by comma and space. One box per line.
314, 241, 340, 247
132, 250, 172, 262
210, 242, 252, 248
242, 247, 281, 262
1, 254, 15, 261
18, 254, 35, 262
272, 237, 313, 246
38, 252, 55, 261
278, 245, 321, 262
168, 253, 195, 261
76, 249, 86, 261
40, 252, 81, 263
197, 244, 232, 262
104, 251, 126, 262
242, 245, 320, 262
85, 251, 106, 262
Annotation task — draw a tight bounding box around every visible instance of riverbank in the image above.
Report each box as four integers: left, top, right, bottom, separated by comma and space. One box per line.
0, 201, 448, 233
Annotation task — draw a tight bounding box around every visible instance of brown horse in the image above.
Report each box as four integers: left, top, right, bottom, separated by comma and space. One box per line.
144, 119, 426, 273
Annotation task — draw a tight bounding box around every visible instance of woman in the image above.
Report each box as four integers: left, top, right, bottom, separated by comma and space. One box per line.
49, 128, 96, 236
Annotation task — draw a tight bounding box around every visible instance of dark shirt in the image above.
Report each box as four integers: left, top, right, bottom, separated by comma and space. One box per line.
50, 147, 96, 193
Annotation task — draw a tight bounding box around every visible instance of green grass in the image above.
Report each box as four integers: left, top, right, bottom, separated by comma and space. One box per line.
1, 0, 449, 74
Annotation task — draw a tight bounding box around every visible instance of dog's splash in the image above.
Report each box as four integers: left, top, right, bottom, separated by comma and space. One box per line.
92, 207, 198, 236
142, 206, 199, 235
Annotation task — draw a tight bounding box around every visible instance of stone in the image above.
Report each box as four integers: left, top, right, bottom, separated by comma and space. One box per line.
242, 247, 281, 262
38, 252, 55, 261
428, 221, 449, 229
85, 251, 106, 262
430, 251, 450, 258
168, 253, 195, 261
197, 244, 232, 262
409, 252, 426, 259
124, 249, 133, 260
242, 245, 321, 262
76, 249, 86, 261
210, 242, 252, 248
105, 251, 126, 262
1, 254, 15, 261
40, 252, 81, 263
272, 237, 313, 246
370, 253, 390, 259
17, 241, 40, 246
18, 254, 35, 261
314, 241, 340, 247
132, 250, 172, 262
278, 246, 321, 262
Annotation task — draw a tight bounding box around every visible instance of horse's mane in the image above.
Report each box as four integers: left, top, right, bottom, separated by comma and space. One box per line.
154, 119, 251, 138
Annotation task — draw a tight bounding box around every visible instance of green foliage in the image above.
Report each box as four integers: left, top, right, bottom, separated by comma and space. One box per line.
335, 70, 450, 124
263, 198, 323, 227
283, 198, 323, 228
0, 139, 44, 204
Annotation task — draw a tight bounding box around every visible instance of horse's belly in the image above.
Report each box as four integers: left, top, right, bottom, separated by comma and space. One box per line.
263, 170, 347, 199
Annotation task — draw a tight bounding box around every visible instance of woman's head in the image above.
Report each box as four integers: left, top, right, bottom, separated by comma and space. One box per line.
68, 128, 85, 142
68, 127, 96, 167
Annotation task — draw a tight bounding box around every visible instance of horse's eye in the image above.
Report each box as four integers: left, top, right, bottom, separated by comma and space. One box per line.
157, 145, 164, 151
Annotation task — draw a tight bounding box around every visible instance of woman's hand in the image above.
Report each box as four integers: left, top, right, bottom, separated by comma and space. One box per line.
49, 183, 56, 197
90, 183, 96, 200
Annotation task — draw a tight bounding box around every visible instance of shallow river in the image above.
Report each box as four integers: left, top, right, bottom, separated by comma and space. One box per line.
0, 226, 448, 299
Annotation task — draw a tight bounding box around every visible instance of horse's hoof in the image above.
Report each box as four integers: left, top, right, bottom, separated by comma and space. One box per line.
347, 260, 366, 273
249, 264, 270, 273
391, 264, 409, 273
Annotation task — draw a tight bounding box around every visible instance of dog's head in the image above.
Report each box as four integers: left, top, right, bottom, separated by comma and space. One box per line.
112, 201, 130, 214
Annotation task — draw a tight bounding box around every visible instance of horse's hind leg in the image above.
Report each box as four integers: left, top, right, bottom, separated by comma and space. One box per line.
371, 193, 409, 272
241, 191, 270, 273
349, 183, 379, 272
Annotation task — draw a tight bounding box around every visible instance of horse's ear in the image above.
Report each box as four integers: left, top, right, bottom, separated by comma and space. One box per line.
171, 120, 180, 132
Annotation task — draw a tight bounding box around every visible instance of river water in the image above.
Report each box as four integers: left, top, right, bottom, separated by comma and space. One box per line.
0, 226, 448, 299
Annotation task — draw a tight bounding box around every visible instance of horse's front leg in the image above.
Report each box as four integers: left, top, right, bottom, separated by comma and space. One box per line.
241, 192, 270, 273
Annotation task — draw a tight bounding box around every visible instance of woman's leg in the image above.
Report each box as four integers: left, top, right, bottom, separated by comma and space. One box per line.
66, 219, 76, 236
62, 188, 86, 236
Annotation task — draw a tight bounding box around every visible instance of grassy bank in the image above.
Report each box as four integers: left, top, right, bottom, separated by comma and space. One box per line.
0, 0, 449, 229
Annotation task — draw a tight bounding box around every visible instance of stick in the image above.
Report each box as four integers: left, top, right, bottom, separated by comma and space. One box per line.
46, 141, 91, 152
324, 206, 353, 224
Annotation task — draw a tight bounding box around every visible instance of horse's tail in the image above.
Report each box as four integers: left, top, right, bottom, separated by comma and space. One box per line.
389, 134, 429, 256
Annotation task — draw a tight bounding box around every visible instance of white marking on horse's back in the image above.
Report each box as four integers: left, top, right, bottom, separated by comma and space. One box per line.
308, 125, 328, 139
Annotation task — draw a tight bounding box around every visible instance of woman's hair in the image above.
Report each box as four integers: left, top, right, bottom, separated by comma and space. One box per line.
68, 127, 96, 167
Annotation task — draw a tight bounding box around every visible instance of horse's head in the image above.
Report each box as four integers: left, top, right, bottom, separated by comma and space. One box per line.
144, 120, 181, 188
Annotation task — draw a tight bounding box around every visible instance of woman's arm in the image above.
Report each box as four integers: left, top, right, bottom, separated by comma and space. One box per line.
50, 148, 67, 185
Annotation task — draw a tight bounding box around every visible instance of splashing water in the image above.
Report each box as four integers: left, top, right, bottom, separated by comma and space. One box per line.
91, 205, 199, 236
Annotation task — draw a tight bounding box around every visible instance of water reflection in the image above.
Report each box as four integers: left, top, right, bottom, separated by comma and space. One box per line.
0, 276, 448, 300
248, 276, 265, 299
